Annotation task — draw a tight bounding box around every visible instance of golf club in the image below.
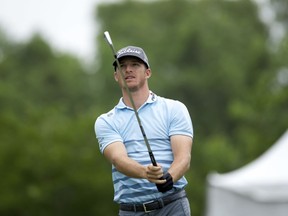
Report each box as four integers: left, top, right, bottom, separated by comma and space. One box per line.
103, 31, 157, 167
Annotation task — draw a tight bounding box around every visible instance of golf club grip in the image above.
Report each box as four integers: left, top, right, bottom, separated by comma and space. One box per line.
149, 151, 157, 166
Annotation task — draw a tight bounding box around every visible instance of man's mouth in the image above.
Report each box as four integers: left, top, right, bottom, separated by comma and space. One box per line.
125, 76, 135, 80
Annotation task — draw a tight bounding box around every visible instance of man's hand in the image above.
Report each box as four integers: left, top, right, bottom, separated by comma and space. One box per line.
146, 164, 166, 184
146, 164, 173, 193
156, 172, 173, 192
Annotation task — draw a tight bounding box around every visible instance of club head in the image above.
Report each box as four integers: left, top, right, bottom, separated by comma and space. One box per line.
104, 31, 113, 46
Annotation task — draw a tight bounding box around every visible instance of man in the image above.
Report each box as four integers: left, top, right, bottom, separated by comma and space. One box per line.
94, 45, 193, 215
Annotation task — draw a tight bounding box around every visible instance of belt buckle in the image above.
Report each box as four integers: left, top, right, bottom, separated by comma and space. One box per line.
142, 200, 154, 213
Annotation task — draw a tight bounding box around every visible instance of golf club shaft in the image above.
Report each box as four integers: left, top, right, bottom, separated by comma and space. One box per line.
104, 31, 157, 166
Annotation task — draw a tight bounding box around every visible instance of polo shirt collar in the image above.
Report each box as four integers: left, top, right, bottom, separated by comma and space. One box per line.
116, 91, 157, 110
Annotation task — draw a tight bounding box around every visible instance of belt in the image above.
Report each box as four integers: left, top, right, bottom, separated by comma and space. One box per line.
120, 190, 186, 213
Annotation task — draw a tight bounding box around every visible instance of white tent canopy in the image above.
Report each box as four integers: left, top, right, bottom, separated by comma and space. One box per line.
206, 129, 288, 216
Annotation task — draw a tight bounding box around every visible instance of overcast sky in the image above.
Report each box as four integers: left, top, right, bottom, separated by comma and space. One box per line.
0, 0, 281, 62
0, 0, 119, 61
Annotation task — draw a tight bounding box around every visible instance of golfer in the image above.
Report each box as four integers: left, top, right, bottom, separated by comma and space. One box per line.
94, 45, 193, 215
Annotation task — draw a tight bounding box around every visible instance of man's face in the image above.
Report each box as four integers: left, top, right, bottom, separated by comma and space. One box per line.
114, 56, 151, 92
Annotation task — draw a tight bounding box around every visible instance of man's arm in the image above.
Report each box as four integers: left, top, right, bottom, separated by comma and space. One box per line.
168, 135, 193, 182
103, 141, 166, 184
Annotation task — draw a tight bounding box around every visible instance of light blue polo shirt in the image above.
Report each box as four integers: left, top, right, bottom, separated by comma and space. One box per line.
95, 91, 193, 204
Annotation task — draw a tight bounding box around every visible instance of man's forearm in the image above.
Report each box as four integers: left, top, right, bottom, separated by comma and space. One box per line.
169, 135, 193, 182
168, 155, 191, 182
112, 155, 146, 179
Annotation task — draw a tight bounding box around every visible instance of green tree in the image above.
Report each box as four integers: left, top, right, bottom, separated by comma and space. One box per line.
94, 0, 287, 215
0, 32, 117, 215
0, 0, 287, 215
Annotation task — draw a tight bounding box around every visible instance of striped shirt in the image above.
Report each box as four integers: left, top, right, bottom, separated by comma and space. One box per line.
95, 91, 193, 203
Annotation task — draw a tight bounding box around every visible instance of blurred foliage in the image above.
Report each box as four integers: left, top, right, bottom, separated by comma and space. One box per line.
0, 0, 287, 215
271, 0, 288, 30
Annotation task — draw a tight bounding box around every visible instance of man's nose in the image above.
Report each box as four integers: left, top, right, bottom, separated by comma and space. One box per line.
125, 64, 133, 72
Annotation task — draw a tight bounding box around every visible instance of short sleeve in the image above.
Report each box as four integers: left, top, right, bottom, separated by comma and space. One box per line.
168, 101, 193, 138
94, 114, 123, 154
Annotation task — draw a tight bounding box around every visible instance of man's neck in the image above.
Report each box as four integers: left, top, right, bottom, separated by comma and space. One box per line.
122, 88, 150, 110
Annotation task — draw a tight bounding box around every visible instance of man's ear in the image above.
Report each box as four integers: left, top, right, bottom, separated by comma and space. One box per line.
146, 68, 152, 79
114, 71, 119, 82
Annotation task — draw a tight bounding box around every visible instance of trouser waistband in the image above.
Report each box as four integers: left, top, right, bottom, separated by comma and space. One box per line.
120, 190, 187, 213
